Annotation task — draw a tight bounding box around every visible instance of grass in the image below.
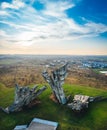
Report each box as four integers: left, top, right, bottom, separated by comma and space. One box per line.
93, 68, 107, 74
0, 59, 21, 65
0, 83, 107, 130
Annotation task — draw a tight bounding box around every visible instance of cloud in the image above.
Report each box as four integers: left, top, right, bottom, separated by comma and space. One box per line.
0, 30, 9, 38
0, 10, 10, 16
43, 0, 75, 17
0, 0, 107, 48
1, 0, 25, 9
85, 22, 107, 34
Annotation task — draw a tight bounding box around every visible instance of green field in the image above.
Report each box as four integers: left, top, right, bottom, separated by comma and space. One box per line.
93, 68, 107, 74
0, 83, 107, 130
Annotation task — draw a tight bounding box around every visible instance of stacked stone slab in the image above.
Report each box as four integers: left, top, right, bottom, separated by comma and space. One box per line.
68, 95, 90, 111
14, 118, 58, 130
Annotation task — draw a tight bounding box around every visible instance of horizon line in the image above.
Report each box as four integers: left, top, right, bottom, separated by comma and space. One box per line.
0, 54, 107, 56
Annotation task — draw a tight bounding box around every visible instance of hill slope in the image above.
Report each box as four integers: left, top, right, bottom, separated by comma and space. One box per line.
0, 83, 107, 130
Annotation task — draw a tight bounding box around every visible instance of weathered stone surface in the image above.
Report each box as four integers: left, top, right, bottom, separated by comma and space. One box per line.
14, 118, 58, 130
42, 63, 68, 104
68, 95, 90, 111
1, 84, 47, 113
68, 94, 107, 112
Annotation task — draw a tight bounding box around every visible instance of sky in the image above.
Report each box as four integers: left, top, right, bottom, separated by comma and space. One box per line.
0, 0, 107, 55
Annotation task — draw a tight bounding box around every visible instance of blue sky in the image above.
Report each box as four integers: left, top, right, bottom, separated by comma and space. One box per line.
0, 0, 107, 55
